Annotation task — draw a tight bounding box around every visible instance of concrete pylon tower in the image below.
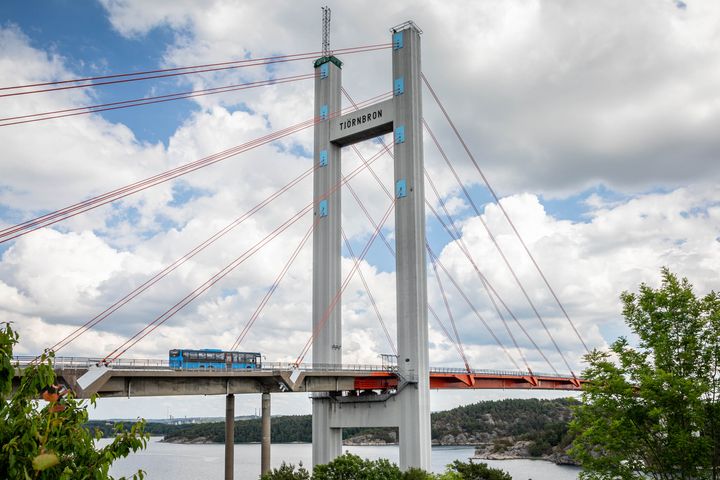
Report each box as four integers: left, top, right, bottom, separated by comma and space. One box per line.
311, 51, 343, 466
311, 22, 430, 471
390, 23, 431, 470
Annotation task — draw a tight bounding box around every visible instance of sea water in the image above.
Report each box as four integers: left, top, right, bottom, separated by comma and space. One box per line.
103, 437, 581, 479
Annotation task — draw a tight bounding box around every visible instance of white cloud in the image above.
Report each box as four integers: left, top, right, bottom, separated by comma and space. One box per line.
98, 0, 720, 197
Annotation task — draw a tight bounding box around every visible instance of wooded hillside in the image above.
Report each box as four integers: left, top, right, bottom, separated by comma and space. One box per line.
127, 397, 579, 460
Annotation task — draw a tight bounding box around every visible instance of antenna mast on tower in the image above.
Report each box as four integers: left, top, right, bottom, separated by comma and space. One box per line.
321, 6, 331, 56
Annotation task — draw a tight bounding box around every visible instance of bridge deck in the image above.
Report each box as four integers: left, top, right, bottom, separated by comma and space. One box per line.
13, 357, 582, 398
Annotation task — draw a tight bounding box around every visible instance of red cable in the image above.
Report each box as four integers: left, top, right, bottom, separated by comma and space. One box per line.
423, 123, 568, 375
343, 87, 526, 373
0, 73, 316, 127
229, 218, 319, 351
104, 205, 314, 363
0, 91, 392, 243
0, 43, 390, 92
339, 124, 473, 365
423, 170, 541, 375
428, 254, 471, 372
104, 128, 392, 362
47, 164, 316, 356
421, 73, 589, 354
0, 44, 391, 98
344, 180, 468, 363
344, 159, 469, 364
1, 90, 390, 239
425, 245, 523, 373
294, 198, 396, 366
341, 88, 477, 368
341, 227, 397, 356
424, 198, 558, 375
427, 304, 467, 363
0, 118, 315, 243
426, 202, 545, 373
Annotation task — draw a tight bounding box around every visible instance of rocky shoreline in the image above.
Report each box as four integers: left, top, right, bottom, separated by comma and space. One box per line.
161, 436, 216, 444
472, 442, 579, 466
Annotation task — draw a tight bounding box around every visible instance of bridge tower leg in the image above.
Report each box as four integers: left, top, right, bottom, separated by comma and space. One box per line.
311, 54, 343, 467
392, 24, 431, 470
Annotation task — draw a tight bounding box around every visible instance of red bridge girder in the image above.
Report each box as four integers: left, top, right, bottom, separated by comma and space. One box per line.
353, 372, 583, 391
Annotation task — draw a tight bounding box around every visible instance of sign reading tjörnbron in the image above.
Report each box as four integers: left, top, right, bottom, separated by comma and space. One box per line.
329, 98, 394, 146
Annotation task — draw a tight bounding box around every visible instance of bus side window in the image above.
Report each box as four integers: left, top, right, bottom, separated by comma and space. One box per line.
232, 353, 239, 363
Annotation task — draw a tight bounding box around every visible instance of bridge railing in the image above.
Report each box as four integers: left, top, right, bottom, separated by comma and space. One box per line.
12, 356, 575, 379
427, 366, 570, 379
12, 355, 170, 369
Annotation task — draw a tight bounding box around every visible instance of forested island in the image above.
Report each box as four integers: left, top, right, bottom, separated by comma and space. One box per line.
88, 398, 578, 465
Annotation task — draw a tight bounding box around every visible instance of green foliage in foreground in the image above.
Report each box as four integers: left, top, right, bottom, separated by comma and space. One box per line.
439, 460, 512, 480
260, 453, 509, 480
571, 269, 720, 479
0, 322, 149, 479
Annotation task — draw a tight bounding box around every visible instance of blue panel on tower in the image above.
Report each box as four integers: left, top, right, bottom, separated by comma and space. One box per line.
393, 32, 403, 50
395, 125, 405, 144
320, 105, 328, 120
394, 77, 405, 96
319, 199, 328, 217
319, 150, 328, 167
396, 179, 407, 198
320, 63, 329, 79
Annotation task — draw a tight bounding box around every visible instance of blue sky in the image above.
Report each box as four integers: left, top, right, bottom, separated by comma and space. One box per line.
1, 0, 195, 143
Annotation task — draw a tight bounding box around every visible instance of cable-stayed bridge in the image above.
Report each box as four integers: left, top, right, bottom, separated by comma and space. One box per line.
3, 19, 590, 478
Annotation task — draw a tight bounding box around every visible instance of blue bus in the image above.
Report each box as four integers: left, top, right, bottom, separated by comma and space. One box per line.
169, 349, 261, 370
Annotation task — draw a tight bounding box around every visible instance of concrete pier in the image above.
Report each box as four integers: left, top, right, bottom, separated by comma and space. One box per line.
225, 394, 234, 480
261, 392, 271, 475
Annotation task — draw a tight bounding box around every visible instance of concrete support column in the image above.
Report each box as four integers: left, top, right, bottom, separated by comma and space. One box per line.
311, 56, 343, 467
392, 25, 431, 471
225, 394, 235, 480
261, 392, 271, 475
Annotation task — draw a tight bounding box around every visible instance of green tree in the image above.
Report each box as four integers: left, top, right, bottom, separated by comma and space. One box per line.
570, 268, 720, 479
0, 322, 148, 479
260, 461, 311, 480
312, 452, 403, 480
438, 460, 511, 480
402, 467, 436, 480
